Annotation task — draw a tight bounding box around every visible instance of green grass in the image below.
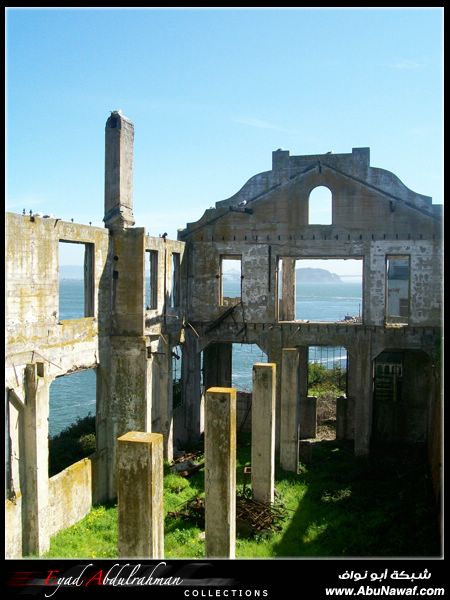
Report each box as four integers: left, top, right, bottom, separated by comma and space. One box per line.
44, 437, 440, 559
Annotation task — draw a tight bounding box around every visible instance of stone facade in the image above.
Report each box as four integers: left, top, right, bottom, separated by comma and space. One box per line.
5, 112, 442, 557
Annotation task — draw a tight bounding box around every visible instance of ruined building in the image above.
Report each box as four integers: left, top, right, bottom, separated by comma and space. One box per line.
5, 112, 442, 557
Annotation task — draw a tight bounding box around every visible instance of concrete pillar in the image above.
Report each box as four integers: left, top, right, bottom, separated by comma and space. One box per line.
151, 336, 174, 462
22, 363, 50, 555
203, 342, 232, 389
279, 258, 296, 321
267, 347, 282, 454
299, 396, 317, 439
251, 363, 276, 504
117, 432, 164, 558
84, 243, 95, 316
96, 336, 150, 500
336, 396, 347, 440
180, 330, 203, 443
104, 111, 135, 230
297, 346, 310, 438
204, 387, 236, 558
280, 348, 300, 472
348, 346, 373, 456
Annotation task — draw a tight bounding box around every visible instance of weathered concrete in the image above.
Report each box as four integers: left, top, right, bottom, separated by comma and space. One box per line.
280, 349, 300, 472
104, 110, 135, 230
251, 363, 276, 504
47, 456, 94, 537
117, 431, 164, 558
349, 346, 373, 456
146, 335, 174, 462
22, 363, 50, 555
179, 329, 202, 444
204, 387, 236, 558
5, 496, 22, 558
279, 258, 296, 321
299, 396, 317, 440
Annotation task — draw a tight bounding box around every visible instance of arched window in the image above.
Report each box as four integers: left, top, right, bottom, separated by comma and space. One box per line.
308, 186, 332, 224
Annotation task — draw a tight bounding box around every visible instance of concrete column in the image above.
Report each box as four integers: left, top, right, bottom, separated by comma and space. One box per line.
180, 330, 202, 443
299, 396, 317, 439
279, 258, 296, 321
117, 432, 164, 558
267, 347, 282, 454
336, 396, 347, 440
96, 336, 150, 501
151, 336, 174, 462
104, 111, 135, 230
203, 342, 232, 389
297, 346, 310, 438
280, 348, 300, 472
204, 387, 236, 558
22, 363, 50, 555
251, 363, 276, 504
348, 346, 373, 456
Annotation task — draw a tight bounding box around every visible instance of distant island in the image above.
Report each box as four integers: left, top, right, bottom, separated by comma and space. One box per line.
296, 268, 342, 283
60, 265, 344, 283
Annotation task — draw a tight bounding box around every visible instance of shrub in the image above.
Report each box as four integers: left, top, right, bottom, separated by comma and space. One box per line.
49, 415, 96, 477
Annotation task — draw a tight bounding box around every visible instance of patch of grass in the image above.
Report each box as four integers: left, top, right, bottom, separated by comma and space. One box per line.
44, 503, 118, 558
45, 439, 440, 559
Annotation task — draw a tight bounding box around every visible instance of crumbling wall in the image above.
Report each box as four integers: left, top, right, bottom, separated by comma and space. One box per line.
179, 146, 442, 461
47, 456, 95, 537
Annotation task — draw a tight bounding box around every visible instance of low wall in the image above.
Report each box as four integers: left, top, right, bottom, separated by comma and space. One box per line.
5, 494, 22, 558
47, 456, 94, 538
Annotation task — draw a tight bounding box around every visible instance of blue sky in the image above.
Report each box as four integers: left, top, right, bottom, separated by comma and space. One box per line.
6, 8, 443, 272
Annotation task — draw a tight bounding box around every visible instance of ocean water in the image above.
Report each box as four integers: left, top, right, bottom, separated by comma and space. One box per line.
50, 277, 361, 436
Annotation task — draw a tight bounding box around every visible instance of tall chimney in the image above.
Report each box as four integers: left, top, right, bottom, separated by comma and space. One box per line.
104, 110, 135, 230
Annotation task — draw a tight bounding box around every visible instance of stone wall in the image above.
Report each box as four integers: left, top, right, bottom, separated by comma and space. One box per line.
5, 495, 22, 558
48, 456, 95, 538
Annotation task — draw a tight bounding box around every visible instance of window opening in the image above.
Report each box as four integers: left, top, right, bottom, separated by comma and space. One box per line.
220, 256, 242, 306
277, 258, 363, 323
172, 345, 182, 410
308, 186, 332, 224
170, 252, 180, 308
386, 256, 410, 324
59, 241, 94, 319
145, 250, 158, 309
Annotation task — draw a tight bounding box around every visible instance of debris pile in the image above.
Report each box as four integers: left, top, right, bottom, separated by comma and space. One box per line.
171, 451, 204, 477
167, 496, 205, 526
236, 493, 287, 537
167, 492, 287, 538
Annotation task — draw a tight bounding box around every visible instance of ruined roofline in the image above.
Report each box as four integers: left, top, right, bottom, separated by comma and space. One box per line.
217, 147, 433, 210
178, 149, 440, 238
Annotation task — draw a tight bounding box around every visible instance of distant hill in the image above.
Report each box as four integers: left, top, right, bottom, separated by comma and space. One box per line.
60, 265, 342, 283
296, 268, 342, 282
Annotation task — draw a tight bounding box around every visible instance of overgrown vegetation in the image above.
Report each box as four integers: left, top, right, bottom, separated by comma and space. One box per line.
45, 367, 439, 558
48, 415, 96, 477
44, 436, 440, 559
308, 362, 346, 397
308, 363, 346, 439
